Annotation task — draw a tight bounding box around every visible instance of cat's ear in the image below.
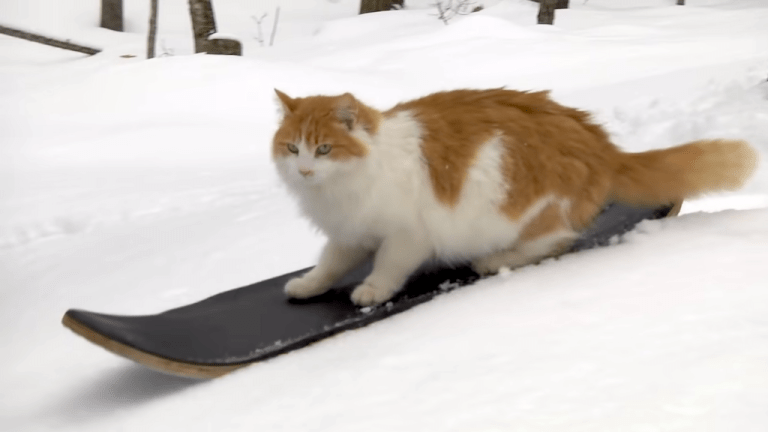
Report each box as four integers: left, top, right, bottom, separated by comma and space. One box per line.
274, 89, 297, 115
336, 93, 358, 131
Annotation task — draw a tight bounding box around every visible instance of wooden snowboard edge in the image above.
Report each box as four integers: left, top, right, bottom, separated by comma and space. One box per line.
61, 313, 244, 379
668, 200, 683, 217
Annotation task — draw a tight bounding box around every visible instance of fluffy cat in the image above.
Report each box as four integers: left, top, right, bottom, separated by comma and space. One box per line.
271, 88, 757, 306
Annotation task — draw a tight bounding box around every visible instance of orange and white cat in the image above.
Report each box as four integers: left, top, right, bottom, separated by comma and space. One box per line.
271, 88, 757, 306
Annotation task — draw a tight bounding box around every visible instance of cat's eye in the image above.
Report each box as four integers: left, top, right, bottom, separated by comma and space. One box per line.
316, 144, 332, 156
286, 143, 299, 154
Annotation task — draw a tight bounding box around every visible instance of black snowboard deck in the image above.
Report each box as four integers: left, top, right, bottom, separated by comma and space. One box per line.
62, 202, 680, 379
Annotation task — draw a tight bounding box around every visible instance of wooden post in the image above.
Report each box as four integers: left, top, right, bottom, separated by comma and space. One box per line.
188, 0, 216, 53
188, 0, 241, 55
100, 0, 123, 32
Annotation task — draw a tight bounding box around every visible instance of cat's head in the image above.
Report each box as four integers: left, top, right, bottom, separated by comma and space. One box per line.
272, 89, 380, 187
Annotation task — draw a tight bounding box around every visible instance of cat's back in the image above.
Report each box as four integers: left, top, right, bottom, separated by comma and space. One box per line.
383, 88, 621, 229
387, 88, 615, 148
386, 88, 576, 127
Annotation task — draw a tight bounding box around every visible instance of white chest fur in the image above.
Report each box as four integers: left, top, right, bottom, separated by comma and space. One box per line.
279, 111, 534, 263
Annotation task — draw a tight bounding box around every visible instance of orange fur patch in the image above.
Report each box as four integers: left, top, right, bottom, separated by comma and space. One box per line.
518, 201, 569, 244
387, 89, 618, 229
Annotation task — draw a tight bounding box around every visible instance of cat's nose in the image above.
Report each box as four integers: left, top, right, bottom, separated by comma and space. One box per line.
299, 168, 314, 177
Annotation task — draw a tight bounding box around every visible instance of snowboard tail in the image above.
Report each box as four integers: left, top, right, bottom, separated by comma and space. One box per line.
62, 202, 680, 379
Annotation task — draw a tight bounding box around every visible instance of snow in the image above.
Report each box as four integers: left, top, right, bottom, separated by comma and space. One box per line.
1, 0, 767, 430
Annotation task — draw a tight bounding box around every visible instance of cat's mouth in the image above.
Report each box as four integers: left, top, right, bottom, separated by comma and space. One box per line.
297, 172, 323, 186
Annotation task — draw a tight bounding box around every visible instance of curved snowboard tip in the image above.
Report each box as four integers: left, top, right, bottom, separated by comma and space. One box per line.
62, 310, 243, 379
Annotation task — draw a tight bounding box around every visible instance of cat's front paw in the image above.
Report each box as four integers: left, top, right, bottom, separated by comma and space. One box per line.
471, 258, 501, 277
285, 276, 329, 299
351, 282, 395, 307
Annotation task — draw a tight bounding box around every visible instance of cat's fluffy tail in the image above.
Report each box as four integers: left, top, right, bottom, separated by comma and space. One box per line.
610, 139, 759, 206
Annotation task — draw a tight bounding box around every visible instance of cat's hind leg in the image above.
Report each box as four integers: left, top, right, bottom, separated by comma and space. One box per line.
471, 232, 576, 276
285, 241, 370, 299
472, 201, 578, 276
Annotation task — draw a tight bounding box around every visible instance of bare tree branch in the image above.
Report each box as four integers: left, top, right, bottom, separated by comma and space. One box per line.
432, 0, 476, 25
252, 13, 268, 46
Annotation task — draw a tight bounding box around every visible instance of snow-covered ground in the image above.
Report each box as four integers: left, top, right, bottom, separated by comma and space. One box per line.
2, 0, 767, 431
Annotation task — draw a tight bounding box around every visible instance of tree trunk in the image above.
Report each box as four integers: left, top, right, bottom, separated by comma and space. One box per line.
360, 0, 397, 14
187, 0, 241, 55
531, 0, 568, 9
537, 0, 558, 25
100, 0, 123, 32
147, 0, 159, 58
188, 0, 216, 52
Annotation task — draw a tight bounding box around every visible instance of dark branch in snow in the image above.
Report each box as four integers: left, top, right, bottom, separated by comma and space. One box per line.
0, 24, 101, 55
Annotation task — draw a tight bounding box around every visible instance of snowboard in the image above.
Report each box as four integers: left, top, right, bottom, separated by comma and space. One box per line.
62, 201, 681, 379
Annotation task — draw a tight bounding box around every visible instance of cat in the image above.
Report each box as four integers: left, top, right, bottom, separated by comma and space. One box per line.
271, 88, 758, 307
